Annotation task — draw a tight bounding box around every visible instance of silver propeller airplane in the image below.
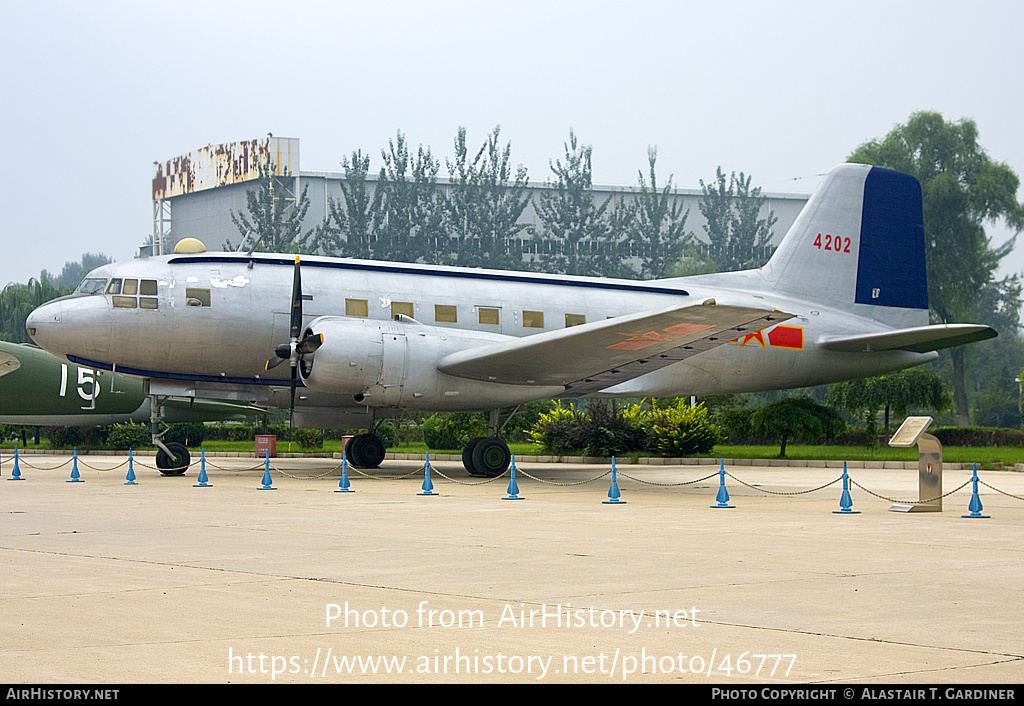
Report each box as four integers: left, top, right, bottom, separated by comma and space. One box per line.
26, 163, 995, 476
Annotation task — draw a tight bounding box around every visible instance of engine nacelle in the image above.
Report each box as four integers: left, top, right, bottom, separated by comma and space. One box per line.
298, 316, 562, 410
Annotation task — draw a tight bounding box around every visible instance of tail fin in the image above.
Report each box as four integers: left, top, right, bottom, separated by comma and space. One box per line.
763, 163, 928, 328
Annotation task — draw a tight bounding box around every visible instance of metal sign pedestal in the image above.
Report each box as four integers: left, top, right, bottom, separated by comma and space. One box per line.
888, 417, 942, 513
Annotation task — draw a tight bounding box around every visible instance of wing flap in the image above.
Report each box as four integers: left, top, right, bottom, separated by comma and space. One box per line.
817, 324, 996, 353
437, 300, 791, 393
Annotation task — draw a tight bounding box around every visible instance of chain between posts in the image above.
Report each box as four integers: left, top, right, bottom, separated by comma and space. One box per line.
978, 479, 1024, 501
725, 471, 841, 496
4, 452, 1023, 506
849, 477, 972, 505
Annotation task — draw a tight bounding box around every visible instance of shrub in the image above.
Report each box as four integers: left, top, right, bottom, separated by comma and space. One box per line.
165, 422, 205, 447
43, 426, 83, 448
527, 403, 585, 454
932, 426, 1024, 447
528, 399, 724, 457
107, 422, 151, 449
375, 420, 399, 448
649, 400, 724, 455
422, 412, 486, 450
291, 427, 323, 448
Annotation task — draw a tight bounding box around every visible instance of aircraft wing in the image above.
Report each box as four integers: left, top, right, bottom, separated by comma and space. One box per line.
437, 300, 792, 397
817, 323, 996, 354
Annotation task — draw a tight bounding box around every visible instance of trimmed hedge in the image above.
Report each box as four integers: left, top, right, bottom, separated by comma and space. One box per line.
931, 427, 1024, 447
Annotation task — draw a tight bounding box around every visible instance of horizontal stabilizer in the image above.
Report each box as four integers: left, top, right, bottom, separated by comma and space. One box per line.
438, 301, 792, 395
817, 324, 996, 354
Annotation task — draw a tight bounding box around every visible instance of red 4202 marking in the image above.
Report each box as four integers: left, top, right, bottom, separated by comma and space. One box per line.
813, 233, 851, 253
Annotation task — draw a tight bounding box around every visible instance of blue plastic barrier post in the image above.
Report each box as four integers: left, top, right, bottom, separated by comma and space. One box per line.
125, 449, 138, 485
962, 463, 990, 519
710, 458, 733, 508
194, 449, 212, 487
9, 446, 24, 481
67, 448, 83, 483
833, 461, 859, 514
503, 456, 523, 500
258, 450, 276, 490
335, 450, 353, 493
603, 457, 625, 504
418, 452, 437, 496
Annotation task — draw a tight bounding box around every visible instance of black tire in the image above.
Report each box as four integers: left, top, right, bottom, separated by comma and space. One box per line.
156, 442, 190, 476
462, 436, 484, 476
348, 433, 385, 468
470, 437, 511, 478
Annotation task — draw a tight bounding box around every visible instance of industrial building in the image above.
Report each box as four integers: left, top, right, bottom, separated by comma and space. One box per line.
149, 136, 809, 269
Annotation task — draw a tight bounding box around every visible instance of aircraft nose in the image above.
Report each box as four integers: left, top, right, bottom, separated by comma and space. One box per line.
26, 300, 61, 349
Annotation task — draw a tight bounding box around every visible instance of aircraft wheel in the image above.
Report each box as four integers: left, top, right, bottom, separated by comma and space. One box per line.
470, 437, 511, 478
156, 442, 190, 476
347, 433, 386, 468
462, 437, 484, 476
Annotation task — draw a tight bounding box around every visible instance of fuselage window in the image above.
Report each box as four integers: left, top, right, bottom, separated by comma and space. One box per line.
346, 299, 369, 317
122, 279, 138, 295
478, 307, 500, 325
139, 279, 158, 296
565, 313, 586, 327
523, 310, 544, 329
112, 296, 137, 309
186, 288, 211, 307
435, 304, 457, 323
391, 302, 414, 319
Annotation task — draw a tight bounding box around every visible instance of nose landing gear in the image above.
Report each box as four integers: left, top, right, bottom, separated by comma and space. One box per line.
150, 394, 190, 475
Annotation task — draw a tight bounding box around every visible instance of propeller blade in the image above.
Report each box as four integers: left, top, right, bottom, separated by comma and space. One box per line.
289, 255, 303, 340
289, 361, 298, 427
295, 332, 323, 355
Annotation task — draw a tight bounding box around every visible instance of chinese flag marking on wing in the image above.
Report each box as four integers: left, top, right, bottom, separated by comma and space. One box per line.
661, 322, 713, 336
767, 325, 804, 350
738, 331, 766, 350
608, 331, 673, 350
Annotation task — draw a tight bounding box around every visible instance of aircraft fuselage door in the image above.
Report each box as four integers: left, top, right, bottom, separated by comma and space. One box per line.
375, 322, 407, 406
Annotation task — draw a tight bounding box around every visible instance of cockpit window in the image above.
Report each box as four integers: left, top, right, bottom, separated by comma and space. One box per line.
76, 278, 108, 296
110, 278, 159, 310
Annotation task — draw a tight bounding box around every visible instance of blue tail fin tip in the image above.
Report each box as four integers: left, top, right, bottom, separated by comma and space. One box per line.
855, 166, 927, 310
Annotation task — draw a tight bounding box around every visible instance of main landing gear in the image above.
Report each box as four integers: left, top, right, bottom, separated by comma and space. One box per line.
462, 436, 511, 477
461, 408, 516, 478
345, 432, 387, 469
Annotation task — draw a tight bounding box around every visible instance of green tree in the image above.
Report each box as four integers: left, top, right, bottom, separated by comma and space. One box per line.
314, 149, 383, 259
533, 130, 616, 276
827, 369, 951, 436
750, 397, 845, 457
443, 126, 532, 270
629, 147, 691, 279
41, 253, 112, 290
697, 167, 777, 271
1, 278, 69, 342
374, 131, 443, 264
226, 159, 312, 253
848, 112, 1024, 426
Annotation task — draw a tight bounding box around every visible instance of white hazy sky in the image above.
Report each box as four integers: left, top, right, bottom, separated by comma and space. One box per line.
2, 0, 1021, 288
